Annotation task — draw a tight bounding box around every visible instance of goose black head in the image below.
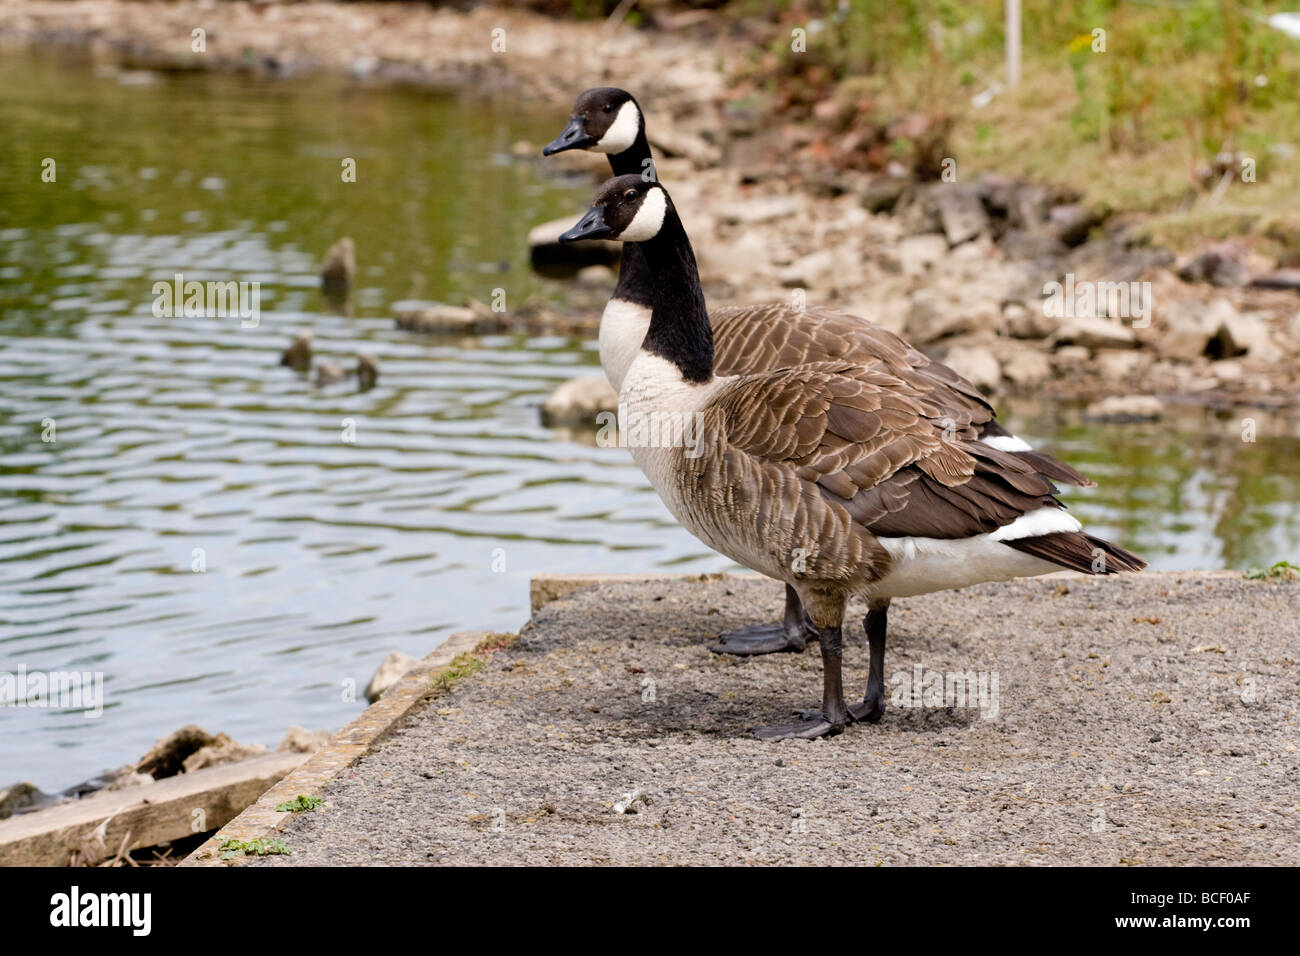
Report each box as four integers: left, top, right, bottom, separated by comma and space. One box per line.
559, 175, 669, 244
543, 88, 643, 157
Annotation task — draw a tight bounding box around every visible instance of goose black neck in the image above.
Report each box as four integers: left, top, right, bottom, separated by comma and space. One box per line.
607, 130, 652, 178
607, 134, 656, 309
634, 206, 714, 384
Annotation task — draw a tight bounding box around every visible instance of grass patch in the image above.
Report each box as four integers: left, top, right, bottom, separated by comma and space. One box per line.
275, 794, 325, 813
734, 0, 1300, 255
425, 632, 517, 698
1245, 560, 1300, 580
219, 838, 291, 860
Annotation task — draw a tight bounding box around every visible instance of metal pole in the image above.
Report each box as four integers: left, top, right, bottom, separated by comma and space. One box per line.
1006, 0, 1022, 87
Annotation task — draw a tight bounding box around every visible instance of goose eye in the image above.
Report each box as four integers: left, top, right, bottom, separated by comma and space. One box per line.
602, 104, 613, 113
623, 189, 638, 201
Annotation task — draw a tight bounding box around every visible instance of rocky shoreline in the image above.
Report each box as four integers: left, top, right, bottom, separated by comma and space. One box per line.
5, 0, 1298, 418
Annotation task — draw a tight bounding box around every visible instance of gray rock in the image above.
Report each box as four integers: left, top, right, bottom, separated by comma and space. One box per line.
999, 229, 1068, 261
528, 217, 621, 270
1049, 203, 1104, 247
366, 651, 420, 703
134, 725, 218, 778
315, 362, 346, 387
1250, 269, 1300, 291
895, 234, 949, 276
181, 734, 268, 774
859, 176, 908, 214
998, 346, 1052, 387
936, 185, 989, 246
1083, 395, 1165, 423
1050, 316, 1138, 350
1209, 311, 1282, 362
0, 781, 45, 820
277, 725, 334, 754
1159, 298, 1237, 361
395, 304, 503, 335
540, 376, 619, 428
357, 353, 379, 391
320, 237, 355, 292
941, 344, 1001, 394
1178, 247, 1249, 287
279, 330, 313, 371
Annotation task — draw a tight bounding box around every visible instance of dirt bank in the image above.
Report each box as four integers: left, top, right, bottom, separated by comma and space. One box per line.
244, 572, 1298, 866
6, 1, 1299, 410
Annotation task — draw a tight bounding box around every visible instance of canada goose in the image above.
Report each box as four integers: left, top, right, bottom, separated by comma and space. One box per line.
559, 176, 1146, 741
280, 330, 313, 371
544, 88, 1098, 657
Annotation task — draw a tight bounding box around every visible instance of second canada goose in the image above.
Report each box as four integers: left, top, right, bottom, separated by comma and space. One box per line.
544, 88, 1096, 657
559, 176, 1146, 741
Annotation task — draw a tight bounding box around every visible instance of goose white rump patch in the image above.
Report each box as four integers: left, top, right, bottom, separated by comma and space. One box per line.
593, 101, 641, 154
981, 434, 1033, 452
872, 508, 1082, 599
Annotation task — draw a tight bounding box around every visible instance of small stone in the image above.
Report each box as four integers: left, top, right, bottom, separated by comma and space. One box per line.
540, 376, 618, 428
895, 233, 949, 276
1159, 298, 1237, 361
1177, 247, 1249, 287
935, 185, 989, 246
1083, 395, 1164, 423
320, 237, 355, 292
366, 651, 420, 703
280, 330, 313, 371
577, 265, 616, 285
1053, 345, 1092, 369
999, 347, 1051, 387
277, 725, 333, 754
0, 781, 45, 820
1051, 316, 1137, 350
182, 734, 268, 773
357, 353, 380, 391
942, 345, 1001, 395
315, 362, 346, 387
395, 304, 503, 335
529, 217, 621, 270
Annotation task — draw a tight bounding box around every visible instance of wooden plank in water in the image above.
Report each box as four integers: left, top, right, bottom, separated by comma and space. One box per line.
0, 751, 307, 866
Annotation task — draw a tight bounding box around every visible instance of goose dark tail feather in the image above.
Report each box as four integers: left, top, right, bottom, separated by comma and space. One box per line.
1012, 451, 1096, 488
1004, 532, 1147, 575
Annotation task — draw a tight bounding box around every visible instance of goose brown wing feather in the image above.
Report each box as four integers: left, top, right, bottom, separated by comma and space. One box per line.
710, 303, 1095, 488
708, 362, 1067, 543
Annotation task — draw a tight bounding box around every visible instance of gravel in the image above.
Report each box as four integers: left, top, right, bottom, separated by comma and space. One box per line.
252, 572, 1299, 866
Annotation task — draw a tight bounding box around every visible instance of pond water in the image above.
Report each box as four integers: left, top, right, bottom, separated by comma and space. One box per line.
2, 50, 1298, 792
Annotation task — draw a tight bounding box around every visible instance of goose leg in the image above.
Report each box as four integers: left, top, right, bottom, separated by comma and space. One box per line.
848, 600, 889, 723
752, 624, 848, 741
710, 584, 818, 656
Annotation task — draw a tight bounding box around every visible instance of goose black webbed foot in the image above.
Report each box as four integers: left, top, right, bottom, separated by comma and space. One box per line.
752, 712, 846, 741
847, 695, 886, 724
752, 621, 849, 741
709, 584, 817, 656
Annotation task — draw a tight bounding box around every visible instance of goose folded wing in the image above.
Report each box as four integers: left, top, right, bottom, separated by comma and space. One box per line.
711, 304, 994, 435
710, 363, 1066, 542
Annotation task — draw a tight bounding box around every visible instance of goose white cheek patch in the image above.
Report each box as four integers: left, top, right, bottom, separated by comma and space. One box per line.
621, 188, 667, 242
593, 101, 641, 154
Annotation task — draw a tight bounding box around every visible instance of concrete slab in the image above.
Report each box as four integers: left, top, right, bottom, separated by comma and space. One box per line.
232, 571, 1299, 866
